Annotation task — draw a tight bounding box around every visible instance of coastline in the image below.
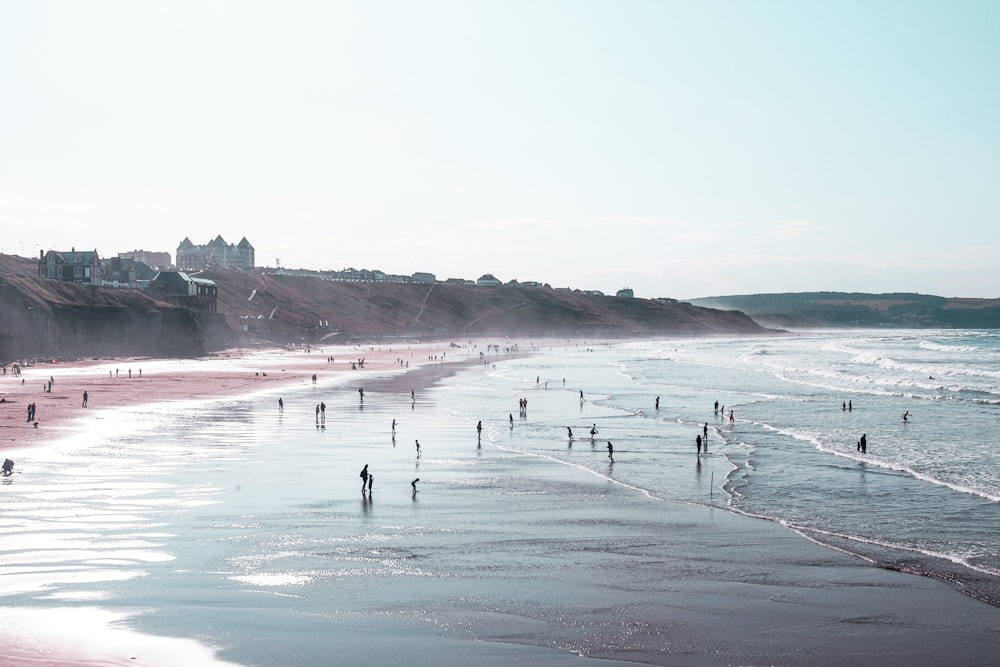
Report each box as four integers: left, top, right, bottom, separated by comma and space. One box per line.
0, 343, 475, 452
2, 339, 999, 666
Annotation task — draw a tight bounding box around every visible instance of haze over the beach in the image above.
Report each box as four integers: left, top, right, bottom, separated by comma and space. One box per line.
2, 0, 998, 299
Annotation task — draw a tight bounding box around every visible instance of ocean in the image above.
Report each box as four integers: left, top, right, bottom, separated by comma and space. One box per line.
2, 331, 999, 665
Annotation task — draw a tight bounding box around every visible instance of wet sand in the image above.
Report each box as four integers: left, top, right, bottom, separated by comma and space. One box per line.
2, 342, 1000, 666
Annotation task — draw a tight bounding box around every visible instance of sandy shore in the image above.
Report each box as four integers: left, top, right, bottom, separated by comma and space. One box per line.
2, 340, 999, 666
0, 343, 469, 452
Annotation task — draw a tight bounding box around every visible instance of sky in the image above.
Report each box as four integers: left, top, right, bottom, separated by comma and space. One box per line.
2, 0, 999, 299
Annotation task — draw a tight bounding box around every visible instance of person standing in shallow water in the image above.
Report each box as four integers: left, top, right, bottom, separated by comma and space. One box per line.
360, 465, 369, 493
696, 434, 702, 455
607, 441, 614, 461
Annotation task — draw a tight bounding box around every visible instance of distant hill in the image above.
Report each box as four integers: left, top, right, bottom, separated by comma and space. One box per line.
689, 292, 1000, 328
0, 254, 769, 359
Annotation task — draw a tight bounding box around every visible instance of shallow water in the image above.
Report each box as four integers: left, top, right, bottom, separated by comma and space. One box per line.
2, 334, 1000, 665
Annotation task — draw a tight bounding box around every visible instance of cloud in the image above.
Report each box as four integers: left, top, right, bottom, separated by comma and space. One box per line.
478, 217, 563, 231
589, 216, 683, 227
767, 218, 820, 240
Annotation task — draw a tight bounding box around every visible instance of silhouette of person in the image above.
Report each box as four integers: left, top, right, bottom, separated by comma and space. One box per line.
1, 458, 13, 476
860, 433, 867, 453
696, 434, 702, 455
360, 464, 369, 492
82, 391, 88, 407
607, 441, 614, 460
411, 478, 419, 494
415, 439, 421, 456
368, 474, 373, 495
566, 427, 573, 438
278, 398, 284, 413
655, 396, 660, 410
590, 424, 598, 438
477, 421, 482, 438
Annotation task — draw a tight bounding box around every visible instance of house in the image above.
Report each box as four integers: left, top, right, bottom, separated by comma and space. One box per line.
101, 257, 155, 288
118, 249, 171, 270
149, 271, 218, 312
38, 249, 103, 285
616, 288, 635, 298
476, 273, 502, 286
412, 272, 436, 284
176, 235, 255, 271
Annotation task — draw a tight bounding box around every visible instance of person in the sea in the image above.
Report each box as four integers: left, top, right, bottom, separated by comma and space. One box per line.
566, 426, 573, 439
902, 411, 910, 422
392, 419, 396, 434
703, 422, 708, 438
415, 439, 421, 457
607, 441, 614, 460
696, 434, 702, 455
860, 433, 867, 453
655, 396, 660, 410
590, 424, 598, 438
411, 478, 419, 495
1, 458, 13, 476
477, 421, 482, 438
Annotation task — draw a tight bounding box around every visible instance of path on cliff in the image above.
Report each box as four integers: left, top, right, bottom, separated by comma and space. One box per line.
411, 283, 435, 326
461, 299, 530, 331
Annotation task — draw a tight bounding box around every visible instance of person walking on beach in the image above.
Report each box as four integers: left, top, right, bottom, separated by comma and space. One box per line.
477, 421, 482, 439
278, 398, 284, 413
509, 413, 513, 428
590, 424, 598, 438
358, 387, 364, 403
703, 422, 708, 438
82, 390, 88, 408
655, 396, 660, 410
360, 465, 369, 493
415, 439, 421, 457
696, 434, 702, 455
392, 419, 396, 434
411, 478, 419, 495
315, 404, 320, 421
607, 441, 614, 461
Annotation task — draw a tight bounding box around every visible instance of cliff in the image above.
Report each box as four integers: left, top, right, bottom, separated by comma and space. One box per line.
0, 253, 769, 360
0, 255, 231, 360
204, 270, 768, 344
690, 292, 1000, 328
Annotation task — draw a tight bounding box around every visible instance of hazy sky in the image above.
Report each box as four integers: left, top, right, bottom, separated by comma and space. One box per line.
2, 1, 998, 299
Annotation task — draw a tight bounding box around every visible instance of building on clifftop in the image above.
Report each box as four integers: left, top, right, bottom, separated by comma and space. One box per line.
149, 271, 218, 312
176, 235, 255, 271
38, 248, 103, 285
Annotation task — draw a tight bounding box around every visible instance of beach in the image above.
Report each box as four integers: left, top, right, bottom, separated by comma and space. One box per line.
1, 336, 999, 666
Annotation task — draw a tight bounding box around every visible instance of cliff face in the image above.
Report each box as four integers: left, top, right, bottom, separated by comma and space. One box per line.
206, 270, 769, 344
0, 255, 231, 360
0, 253, 770, 360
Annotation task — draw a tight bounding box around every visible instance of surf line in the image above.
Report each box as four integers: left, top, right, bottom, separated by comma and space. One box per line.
490, 442, 666, 502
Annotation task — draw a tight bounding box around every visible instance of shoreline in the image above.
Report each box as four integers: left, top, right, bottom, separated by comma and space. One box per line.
2, 338, 999, 665
0, 342, 486, 453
